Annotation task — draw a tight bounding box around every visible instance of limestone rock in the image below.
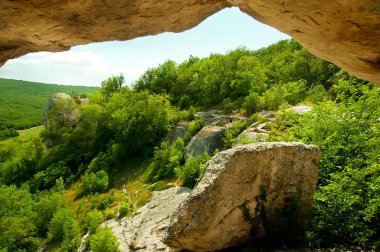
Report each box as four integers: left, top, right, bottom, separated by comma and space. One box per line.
0, 1, 379, 84
43, 93, 79, 128
288, 105, 313, 115
164, 142, 320, 251
185, 126, 225, 159
104, 187, 191, 252
167, 122, 188, 145
195, 110, 247, 126
233, 121, 270, 146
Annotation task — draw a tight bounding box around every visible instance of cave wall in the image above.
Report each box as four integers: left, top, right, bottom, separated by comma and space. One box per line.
0, 0, 379, 83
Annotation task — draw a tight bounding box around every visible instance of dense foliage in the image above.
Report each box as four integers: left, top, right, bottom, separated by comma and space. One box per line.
134, 40, 339, 112
0, 39, 379, 250
268, 79, 380, 248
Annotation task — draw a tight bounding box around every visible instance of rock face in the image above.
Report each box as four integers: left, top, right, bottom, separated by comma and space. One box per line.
195, 110, 247, 126
164, 142, 320, 251
43, 93, 82, 128
104, 187, 191, 252
167, 122, 188, 145
0, 1, 379, 84
185, 126, 225, 159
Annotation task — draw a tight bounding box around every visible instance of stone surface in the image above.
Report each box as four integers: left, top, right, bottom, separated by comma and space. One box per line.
185, 126, 225, 159
164, 142, 320, 251
0, 1, 380, 84
167, 122, 188, 145
233, 121, 269, 146
195, 110, 247, 126
288, 105, 313, 115
104, 187, 191, 252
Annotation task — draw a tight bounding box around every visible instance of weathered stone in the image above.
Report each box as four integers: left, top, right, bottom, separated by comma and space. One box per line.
233, 122, 269, 146
167, 122, 189, 145
0, 1, 379, 84
185, 126, 225, 159
288, 105, 313, 115
164, 142, 320, 251
104, 187, 191, 252
195, 110, 247, 126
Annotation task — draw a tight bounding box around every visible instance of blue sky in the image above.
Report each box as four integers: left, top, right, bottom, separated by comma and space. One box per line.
0, 7, 289, 87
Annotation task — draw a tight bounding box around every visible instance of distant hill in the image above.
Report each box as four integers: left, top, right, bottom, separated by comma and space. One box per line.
0, 78, 98, 130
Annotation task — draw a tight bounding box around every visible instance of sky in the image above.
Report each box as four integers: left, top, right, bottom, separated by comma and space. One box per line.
0, 7, 289, 87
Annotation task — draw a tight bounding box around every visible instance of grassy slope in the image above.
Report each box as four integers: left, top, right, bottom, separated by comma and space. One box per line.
0, 126, 44, 145
0, 78, 98, 129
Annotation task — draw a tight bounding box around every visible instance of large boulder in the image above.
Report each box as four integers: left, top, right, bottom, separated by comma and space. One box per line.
164, 142, 320, 251
43, 93, 80, 128
185, 126, 225, 159
103, 187, 191, 251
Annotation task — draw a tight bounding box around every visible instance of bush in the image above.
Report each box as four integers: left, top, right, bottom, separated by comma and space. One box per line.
185, 118, 204, 141
118, 198, 133, 218
81, 170, 109, 196
224, 120, 250, 149
243, 92, 260, 115
146, 138, 185, 182
88, 227, 119, 252
83, 210, 104, 234
175, 153, 210, 188
48, 208, 80, 250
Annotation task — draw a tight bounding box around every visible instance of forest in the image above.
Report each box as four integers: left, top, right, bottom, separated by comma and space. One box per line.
0, 39, 379, 251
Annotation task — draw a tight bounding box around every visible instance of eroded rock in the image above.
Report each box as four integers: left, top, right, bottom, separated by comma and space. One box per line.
104, 187, 191, 252
167, 122, 189, 145
185, 126, 225, 159
164, 142, 320, 251
0, 1, 379, 83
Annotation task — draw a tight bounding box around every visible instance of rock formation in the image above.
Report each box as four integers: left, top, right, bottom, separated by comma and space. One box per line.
167, 122, 189, 145
164, 142, 320, 251
185, 126, 225, 159
0, 1, 379, 84
104, 187, 191, 252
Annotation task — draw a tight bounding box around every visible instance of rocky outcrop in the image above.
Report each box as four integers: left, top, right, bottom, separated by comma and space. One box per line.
288, 105, 313, 115
167, 122, 188, 145
164, 142, 320, 251
0, 1, 379, 84
234, 121, 270, 145
43, 93, 83, 128
185, 126, 225, 159
104, 187, 191, 252
195, 110, 247, 126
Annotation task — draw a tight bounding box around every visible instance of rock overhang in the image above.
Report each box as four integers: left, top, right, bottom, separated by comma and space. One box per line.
0, 0, 379, 84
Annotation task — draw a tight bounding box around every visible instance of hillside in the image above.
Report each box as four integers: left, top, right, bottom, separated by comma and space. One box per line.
0, 40, 379, 251
0, 78, 98, 130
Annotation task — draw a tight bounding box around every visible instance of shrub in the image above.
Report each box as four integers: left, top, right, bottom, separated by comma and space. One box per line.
81, 170, 109, 196
185, 118, 204, 140
118, 198, 133, 218
175, 153, 210, 188
146, 138, 185, 182
48, 208, 80, 250
224, 120, 250, 149
88, 227, 119, 252
83, 210, 104, 234
243, 92, 260, 115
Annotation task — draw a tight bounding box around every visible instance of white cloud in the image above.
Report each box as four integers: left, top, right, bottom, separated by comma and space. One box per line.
2, 50, 147, 86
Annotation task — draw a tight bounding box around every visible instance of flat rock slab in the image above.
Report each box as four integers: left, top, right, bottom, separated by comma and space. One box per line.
164, 142, 320, 251
104, 187, 191, 252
